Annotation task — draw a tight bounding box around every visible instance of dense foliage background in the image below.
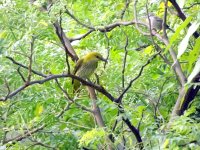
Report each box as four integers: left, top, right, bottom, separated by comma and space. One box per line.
0, 0, 200, 149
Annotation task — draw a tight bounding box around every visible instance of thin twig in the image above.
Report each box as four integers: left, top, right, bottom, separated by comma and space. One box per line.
121, 0, 130, 20
17, 67, 26, 82
56, 102, 72, 118
134, 44, 150, 51
3, 124, 46, 144
55, 79, 93, 113
183, 2, 200, 9
6, 56, 47, 78
154, 77, 171, 122
133, 0, 150, 35
122, 33, 129, 88
116, 51, 161, 103
59, 11, 71, 73
103, 33, 110, 69
53, 21, 79, 62
137, 109, 145, 130
64, 7, 95, 30
27, 36, 36, 83
26, 139, 56, 150
162, 0, 168, 38
69, 29, 94, 42
112, 110, 120, 132
4, 78, 11, 99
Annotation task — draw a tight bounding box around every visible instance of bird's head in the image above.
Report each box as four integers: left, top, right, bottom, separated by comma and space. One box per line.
148, 13, 155, 17
84, 52, 107, 62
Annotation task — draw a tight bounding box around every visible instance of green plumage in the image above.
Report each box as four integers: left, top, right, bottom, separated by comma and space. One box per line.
72, 52, 106, 93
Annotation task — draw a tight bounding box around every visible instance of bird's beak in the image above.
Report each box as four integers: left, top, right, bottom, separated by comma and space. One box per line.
100, 57, 107, 62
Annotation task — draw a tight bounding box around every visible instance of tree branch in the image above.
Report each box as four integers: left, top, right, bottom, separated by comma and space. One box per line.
116, 51, 161, 103
0, 74, 116, 102
6, 56, 47, 78
169, 0, 199, 38
120, 0, 130, 20
122, 117, 143, 149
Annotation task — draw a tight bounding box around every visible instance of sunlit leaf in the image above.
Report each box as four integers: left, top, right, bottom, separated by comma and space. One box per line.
177, 21, 200, 58
166, 16, 192, 53
162, 139, 169, 148
188, 37, 200, 73
34, 104, 43, 116
187, 57, 200, 83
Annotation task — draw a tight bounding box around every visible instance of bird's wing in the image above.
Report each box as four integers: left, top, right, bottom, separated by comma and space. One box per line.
72, 58, 84, 84
155, 17, 163, 22
73, 58, 84, 75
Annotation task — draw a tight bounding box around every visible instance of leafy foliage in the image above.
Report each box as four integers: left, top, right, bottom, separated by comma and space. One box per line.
0, 0, 200, 149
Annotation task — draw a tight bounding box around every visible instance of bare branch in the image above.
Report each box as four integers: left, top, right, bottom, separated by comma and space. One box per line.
183, 2, 200, 9
112, 110, 120, 132
154, 77, 171, 118
103, 33, 110, 69
4, 78, 11, 100
58, 11, 71, 73
162, 0, 168, 38
122, 117, 143, 149
137, 109, 145, 130
27, 36, 36, 83
121, 0, 130, 20
69, 29, 94, 42
0, 74, 116, 102
149, 29, 187, 86
6, 56, 47, 78
134, 44, 150, 51
56, 102, 72, 118
3, 124, 46, 144
53, 21, 79, 62
17, 67, 26, 82
68, 20, 147, 43
26, 138, 56, 150
122, 33, 129, 88
64, 7, 95, 30
134, 0, 150, 36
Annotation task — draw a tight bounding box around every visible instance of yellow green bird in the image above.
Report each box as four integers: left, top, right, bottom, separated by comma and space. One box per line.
72, 52, 107, 93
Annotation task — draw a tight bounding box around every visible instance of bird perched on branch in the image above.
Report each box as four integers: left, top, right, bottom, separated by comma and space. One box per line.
72, 52, 107, 93
147, 13, 174, 32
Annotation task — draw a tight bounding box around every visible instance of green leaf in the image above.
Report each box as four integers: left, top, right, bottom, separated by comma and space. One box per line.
187, 57, 200, 83
188, 37, 200, 73
34, 103, 43, 116
79, 128, 106, 147
166, 16, 192, 53
177, 21, 200, 58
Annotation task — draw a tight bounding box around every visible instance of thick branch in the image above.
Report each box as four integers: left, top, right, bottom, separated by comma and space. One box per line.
0, 74, 115, 102
53, 21, 78, 62
122, 117, 143, 149
152, 31, 187, 86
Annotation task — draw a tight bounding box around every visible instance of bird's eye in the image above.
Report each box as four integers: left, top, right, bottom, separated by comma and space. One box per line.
96, 55, 99, 58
